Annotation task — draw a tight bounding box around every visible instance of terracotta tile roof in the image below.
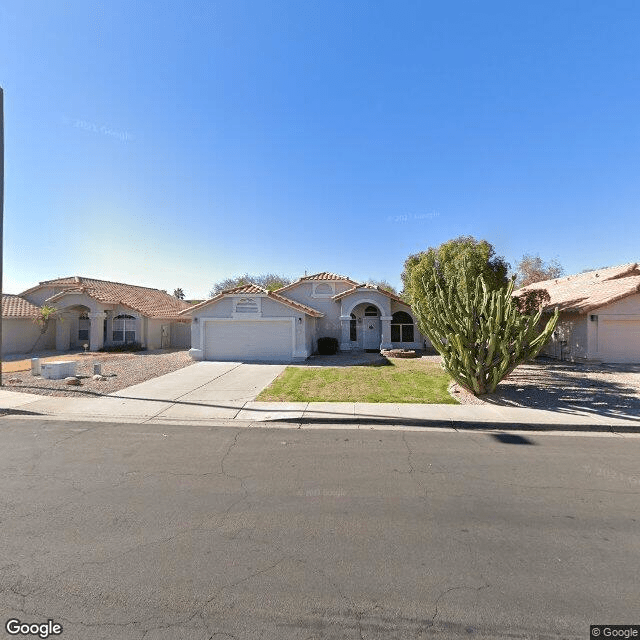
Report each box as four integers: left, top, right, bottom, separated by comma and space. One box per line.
515, 263, 640, 314
302, 272, 355, 281
222, 284, 267, 295
267, 291, 323, 317
332, 283, 410, 306
2, 294, 41, 318
275, 271, 359, 293
180, 285, 324, 318
23, 276, 191, 320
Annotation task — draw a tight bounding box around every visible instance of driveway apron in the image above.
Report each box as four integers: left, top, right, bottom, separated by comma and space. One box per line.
21, 362, 286, 422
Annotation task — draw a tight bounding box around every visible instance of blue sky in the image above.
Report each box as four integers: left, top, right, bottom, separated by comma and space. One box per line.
1, 1, 639, 298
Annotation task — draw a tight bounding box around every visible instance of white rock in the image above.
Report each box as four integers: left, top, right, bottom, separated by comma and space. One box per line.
92, 374, 107, 381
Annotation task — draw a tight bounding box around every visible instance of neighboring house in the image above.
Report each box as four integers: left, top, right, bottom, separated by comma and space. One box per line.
1, 294, 56, 355
1, 276, 192, 355
515, 262, 640, 363
181, 271, 426, 362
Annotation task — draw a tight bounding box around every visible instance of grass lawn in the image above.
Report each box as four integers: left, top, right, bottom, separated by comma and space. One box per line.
257, 357, 458, 404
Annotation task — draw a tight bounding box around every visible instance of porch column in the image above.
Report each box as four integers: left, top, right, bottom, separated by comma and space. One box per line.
339, 315, 352, 351
88, 312, 106, 351
380, 316, 393, 350
55, 312, 72, 351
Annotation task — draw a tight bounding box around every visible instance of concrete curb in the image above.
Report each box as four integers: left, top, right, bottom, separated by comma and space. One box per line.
2, 409, 638, 436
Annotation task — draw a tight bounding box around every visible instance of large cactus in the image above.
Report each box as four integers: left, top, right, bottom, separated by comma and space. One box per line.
414, 269, 558, 395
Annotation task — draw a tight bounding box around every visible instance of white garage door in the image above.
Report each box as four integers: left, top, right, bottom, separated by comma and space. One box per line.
598, 319, 640, 363
204, 320, 293, 362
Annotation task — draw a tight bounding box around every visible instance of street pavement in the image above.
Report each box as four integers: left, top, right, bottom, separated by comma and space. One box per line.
0, 418, 638, 639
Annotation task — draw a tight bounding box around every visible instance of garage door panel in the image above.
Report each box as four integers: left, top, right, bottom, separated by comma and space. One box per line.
204, 320, 293, 362
598, 320, 640, 363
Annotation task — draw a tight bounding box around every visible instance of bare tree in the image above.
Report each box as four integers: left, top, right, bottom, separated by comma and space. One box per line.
209, 273, 292, 297
514, 254, 564, 288
366, 279, 398, 295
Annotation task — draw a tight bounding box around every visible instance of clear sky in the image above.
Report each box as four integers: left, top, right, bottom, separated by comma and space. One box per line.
1, 1, 639, 299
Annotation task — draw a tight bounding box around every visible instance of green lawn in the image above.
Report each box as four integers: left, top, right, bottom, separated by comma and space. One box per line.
257, 357, 458, 404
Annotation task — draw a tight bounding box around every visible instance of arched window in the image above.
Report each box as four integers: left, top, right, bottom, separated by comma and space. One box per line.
364, 305, 379, 316
350, 313, 357, 341
315, 283, 333, 295
113, 314, 136, 343
391, 311, 414, 342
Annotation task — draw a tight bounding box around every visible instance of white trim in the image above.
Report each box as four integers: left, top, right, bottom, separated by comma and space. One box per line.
342, 298, 387, 317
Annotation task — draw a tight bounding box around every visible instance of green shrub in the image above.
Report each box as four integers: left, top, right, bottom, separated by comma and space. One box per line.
317, 337, 339, 355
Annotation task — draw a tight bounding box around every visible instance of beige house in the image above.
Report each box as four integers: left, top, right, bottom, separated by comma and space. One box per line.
515, 263, 640, 363
181, 271, 426, 362
1, 294, 57, 354
2, 276, 191, 355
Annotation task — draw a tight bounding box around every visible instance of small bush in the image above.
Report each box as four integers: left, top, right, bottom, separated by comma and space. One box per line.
98, 342, 146, 353
317, 337, 339, 355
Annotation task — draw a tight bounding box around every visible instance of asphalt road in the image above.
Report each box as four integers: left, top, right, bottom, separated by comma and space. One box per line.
0, 418, 638, 640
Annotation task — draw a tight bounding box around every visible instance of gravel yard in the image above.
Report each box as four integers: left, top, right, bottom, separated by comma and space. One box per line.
451, 356, 640, 419
1, 349, 194, 397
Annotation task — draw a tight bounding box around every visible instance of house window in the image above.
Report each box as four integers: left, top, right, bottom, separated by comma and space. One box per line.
235, 298, 259, 313
364, 305, 379, 316
391, 311, 414, 342
78, 314, 89, 341
113, 314, 136, 343
350, 314, 357, 341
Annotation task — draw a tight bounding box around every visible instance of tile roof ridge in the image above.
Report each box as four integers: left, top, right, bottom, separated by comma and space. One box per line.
520, 262, 640, 290
220, 283, 269, 294
274, 271, 359, 292
34, 276, 174, 293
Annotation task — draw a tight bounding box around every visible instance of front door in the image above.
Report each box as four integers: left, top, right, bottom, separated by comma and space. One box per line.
364, 317, 381, 350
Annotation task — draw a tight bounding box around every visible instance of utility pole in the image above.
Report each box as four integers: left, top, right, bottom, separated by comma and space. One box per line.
0, 87, 4, 386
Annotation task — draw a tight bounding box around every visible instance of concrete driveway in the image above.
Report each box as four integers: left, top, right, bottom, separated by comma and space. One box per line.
17, 362, 286, 422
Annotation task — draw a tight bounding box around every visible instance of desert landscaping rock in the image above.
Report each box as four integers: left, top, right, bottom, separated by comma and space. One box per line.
64, 377, 81, 385
448, 356, 640, 413
1, 349, 194, 397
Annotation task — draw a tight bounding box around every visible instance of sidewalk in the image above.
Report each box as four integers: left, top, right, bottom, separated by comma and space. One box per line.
1, 388, 639, 434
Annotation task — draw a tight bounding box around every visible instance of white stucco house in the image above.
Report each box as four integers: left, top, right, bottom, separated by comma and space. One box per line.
515, 262, 640, 364
181, 271, 426, 362
1, 276, 192, 355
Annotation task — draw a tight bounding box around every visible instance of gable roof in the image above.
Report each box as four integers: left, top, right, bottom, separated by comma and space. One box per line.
180, 284, 324, 318
2, 294, 42, 318
22, 276, 191, 320
332, 283, 410, 306
275, 271, 358, 293
515, 262, 640, 314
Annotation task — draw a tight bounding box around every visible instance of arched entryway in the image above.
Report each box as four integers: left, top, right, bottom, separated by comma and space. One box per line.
347, 303, 383, 351
66, 305, 92, 349
54, 304, 107, 352
362, 305, 381, 350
